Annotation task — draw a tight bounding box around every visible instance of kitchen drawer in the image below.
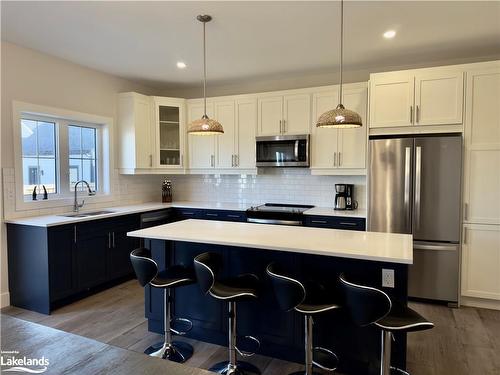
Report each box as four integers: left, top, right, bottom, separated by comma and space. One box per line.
202, 210, 247, 222
305, 215, 366, 231
175, 208, 203, 220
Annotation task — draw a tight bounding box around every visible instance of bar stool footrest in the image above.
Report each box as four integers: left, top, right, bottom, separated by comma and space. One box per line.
312, 346, 339, 372
235, 335, 260, 357
390, 366, 410, 375
170, 317, 193, 336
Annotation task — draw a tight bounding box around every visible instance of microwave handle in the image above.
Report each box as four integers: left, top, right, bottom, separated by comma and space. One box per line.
294, 140, 299, 160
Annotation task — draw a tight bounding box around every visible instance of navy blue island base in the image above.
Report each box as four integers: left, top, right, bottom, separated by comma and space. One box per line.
144, 238, 409, 375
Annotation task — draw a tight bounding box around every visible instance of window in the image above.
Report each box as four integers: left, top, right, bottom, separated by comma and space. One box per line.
69, 125, 98, 192
19, 114, 102, 200
21, 119, 57, 195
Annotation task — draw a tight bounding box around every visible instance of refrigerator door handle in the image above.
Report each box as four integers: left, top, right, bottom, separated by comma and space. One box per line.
404, 146, 412, 231
415, 146, 422, 231
413, 242, 458, 252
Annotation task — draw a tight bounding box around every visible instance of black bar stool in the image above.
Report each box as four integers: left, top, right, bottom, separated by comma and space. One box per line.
194, 252, 261, 375
339, 273, 434, 375
266, 263, 340, 375
130, 248, 196, 363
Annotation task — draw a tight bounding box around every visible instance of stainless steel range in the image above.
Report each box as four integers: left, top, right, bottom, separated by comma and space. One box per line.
246, 203, 314, 226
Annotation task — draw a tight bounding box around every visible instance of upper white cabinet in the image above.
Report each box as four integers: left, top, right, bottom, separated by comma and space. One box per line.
311, 84, 367, 173
234, 98, 257, 169
369, 73, 414, 128
258, 93, 311, 135
187, 102, 216, 169
117, 92, 154, 172
369, 69, 464, 129
153, 97, 186, 169
187, 97, 257, 171
414, 71, 464, 126
463, 64, 500, 225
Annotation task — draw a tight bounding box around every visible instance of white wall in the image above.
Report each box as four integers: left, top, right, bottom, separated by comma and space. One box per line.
0, 42, 166, 307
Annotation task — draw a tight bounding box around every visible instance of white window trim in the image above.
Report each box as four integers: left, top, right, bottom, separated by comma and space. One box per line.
12, 101, 115, 211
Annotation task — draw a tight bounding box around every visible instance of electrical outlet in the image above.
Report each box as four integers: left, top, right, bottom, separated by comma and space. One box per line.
382, 269, 395, 288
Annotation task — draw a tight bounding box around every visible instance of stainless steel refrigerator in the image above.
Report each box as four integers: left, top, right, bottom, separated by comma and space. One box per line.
368, 134, 462, 304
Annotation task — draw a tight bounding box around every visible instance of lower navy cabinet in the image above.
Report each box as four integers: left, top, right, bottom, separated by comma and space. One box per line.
304, 215, 366, 231
7, 213, 144, 314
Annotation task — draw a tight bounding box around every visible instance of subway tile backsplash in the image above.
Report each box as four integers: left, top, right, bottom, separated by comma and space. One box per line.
167, 169, 366, 209
2, 167, 365, 219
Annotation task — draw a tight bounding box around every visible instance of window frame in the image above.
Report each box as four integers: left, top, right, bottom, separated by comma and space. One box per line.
13, 101, 114, 211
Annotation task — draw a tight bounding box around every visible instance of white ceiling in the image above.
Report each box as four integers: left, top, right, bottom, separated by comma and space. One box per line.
2, 1, 500, 90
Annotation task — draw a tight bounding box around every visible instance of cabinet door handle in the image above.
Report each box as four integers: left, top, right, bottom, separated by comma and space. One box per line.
464, 203, 468, 220
74, 226, 77, 244
236, 155, 239, 167
339, 222, 357, 226
463, 227, 467, 244
311, 220, 328, 224
279, 120, 282, 133
410, 106, 413, 124
339, 152, 342, 166
112, 232, 115, 248
283, 119, 286, 133
416, 105, 420, 123
108, 232, 111, 248
333, 152, 337, 167
149, 154, 153, 167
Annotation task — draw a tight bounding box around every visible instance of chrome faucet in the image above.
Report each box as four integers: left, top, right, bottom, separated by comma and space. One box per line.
73, 180, 95, 212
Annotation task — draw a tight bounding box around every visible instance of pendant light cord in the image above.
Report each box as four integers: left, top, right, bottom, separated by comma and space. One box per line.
339, 0, 344, 105
203, 20, 207, 117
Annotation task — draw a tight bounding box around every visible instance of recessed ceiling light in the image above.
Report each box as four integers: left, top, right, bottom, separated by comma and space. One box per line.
383, 30, 396, 39
176, 61, 187, 69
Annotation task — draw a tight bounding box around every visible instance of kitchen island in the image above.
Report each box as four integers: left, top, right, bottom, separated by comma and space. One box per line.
128, 219, 412, 375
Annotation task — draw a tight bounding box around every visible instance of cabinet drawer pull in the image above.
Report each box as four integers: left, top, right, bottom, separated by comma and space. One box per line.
227, 214, 241, 218
206, 213, 218, 217
339, 222, 357, 226
182, 211, 195, 216
311, 220, 328, 224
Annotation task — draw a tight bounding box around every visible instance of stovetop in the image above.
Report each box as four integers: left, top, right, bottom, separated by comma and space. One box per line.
247, 203, 315, 214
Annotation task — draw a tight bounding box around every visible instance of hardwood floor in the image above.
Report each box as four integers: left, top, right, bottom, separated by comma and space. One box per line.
2, 279, 499, 375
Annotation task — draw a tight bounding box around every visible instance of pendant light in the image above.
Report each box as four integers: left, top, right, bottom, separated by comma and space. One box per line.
188, 15, 224, 135
316, 0, 362, 128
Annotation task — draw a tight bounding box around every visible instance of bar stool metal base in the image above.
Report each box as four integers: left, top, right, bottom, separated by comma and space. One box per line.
209, 360, 261, 375
145, 340, 193, 363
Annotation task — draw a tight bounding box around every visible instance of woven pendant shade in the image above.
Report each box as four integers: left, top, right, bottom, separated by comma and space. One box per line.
188, 115, 224, 135
316, 104, 362, 128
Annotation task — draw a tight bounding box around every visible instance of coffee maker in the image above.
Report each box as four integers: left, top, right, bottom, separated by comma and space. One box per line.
334, 184, 357, 210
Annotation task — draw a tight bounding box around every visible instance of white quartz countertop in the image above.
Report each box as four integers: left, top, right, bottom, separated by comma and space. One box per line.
128, 219, 413, 264
4, 201, 366, 227
304, 207, 367, 218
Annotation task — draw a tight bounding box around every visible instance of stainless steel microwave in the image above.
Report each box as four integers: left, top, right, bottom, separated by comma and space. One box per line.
256, 134, 310, 167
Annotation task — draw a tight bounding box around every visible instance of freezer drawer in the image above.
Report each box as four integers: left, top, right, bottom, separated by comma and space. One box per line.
408, 241, 460, 303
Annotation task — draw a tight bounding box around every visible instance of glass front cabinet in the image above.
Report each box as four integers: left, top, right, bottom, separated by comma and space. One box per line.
153, 97, 186, 169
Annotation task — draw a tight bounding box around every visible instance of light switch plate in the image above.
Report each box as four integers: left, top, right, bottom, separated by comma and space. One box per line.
382, 269, 395, 288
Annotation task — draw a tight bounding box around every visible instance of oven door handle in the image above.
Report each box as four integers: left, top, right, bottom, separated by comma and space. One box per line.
247, 218, 302, 226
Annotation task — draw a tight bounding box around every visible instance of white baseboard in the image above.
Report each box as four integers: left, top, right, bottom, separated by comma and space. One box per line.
461, 296, 500, 311
0, 292, 10, 308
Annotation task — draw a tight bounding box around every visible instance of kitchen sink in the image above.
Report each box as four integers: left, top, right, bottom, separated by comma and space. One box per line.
59, 210, 116, 218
